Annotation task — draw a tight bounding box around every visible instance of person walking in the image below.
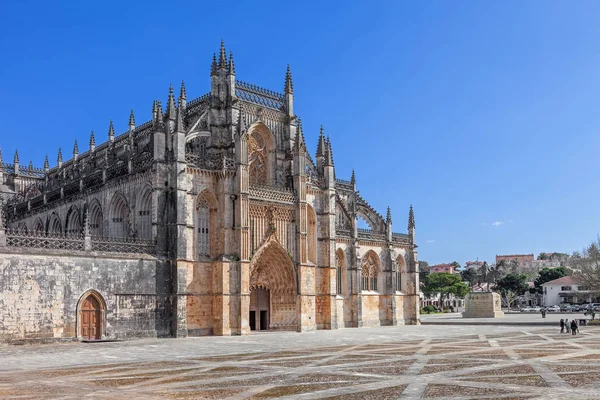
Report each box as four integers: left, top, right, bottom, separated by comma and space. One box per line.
560, 319, 565, 334
565, 319, 571, 333
571, 319, 578, 335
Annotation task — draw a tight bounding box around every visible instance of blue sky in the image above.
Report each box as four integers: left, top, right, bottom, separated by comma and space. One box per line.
1, 1, 600, 265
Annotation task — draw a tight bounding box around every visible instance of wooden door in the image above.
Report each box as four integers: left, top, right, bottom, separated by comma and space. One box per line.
81, 295, 101, 340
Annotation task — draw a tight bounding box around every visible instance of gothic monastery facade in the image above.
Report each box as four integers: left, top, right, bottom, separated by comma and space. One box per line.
0, 42, 419, 341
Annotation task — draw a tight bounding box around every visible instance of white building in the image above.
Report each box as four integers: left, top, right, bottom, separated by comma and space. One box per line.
541, 276, 595, 306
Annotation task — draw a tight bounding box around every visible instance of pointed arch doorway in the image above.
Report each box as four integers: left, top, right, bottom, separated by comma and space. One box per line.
78, 291, 105, 340
249, 238, 297, 331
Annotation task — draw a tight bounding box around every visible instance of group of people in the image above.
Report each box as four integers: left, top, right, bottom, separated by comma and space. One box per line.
560, 318, 579, 335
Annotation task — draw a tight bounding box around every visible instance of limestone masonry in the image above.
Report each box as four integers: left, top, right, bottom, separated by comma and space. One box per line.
0, 41, 419, 342
462, 292, 504, 318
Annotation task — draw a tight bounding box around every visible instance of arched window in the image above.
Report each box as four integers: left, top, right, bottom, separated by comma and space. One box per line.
16, 222, 28, 234
32, 217, 44, 235
137, 187, 152, 240
396, 254, 407, 292
48, 212, 62, 235
336, 250, 344, 295
361, 251, 379, 292
248, 128, 270, 185
88, 199, 103, 237
65, 206, 82, 236
109, 193, 129, 238
196, 190, 217, 259
307, 205, 317, 264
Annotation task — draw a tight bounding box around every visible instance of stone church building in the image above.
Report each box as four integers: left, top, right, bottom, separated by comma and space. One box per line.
0, 42, 419, 342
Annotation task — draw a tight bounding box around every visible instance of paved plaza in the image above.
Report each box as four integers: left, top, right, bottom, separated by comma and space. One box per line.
2, 324, 600, 399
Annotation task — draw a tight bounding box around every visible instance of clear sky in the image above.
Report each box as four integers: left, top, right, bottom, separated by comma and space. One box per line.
1, 1, 599, 265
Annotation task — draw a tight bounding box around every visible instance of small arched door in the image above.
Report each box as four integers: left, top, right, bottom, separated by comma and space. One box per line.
80, 295, 102, 340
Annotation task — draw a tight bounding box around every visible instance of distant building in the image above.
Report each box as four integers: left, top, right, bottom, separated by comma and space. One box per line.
465, 261, 485, 270
496, 254, 534, 266
428, 263, 456, 274
541, 276, 597, 306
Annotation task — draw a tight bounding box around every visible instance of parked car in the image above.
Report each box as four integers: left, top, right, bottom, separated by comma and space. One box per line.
530, 306, 541, 312
566, 305, 580, 312
520, 307, 532, 312
546, 305, 560, 312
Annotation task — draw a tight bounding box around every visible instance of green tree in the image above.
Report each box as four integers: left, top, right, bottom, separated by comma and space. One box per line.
451, 261, 461, 271
460, 268, 477, 288
538, 252, 548, 260
494, 273, 529, 310
533, 267, 568, 294
422, 272, 470, 310
419, 260, 430, 282
495, 273, 529, 295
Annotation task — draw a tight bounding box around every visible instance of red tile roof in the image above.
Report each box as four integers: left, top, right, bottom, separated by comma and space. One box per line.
541, 276, 575, 286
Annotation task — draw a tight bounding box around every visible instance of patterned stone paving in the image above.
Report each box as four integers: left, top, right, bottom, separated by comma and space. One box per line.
2, 327, 600, 399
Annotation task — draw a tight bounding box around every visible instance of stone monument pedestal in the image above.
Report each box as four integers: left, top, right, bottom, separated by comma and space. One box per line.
462, 292, 504, 318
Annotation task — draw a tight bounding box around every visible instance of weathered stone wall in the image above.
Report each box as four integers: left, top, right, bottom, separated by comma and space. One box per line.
361, 294, 381, 327
185, 262, 213, 336
0, 248, 166, 341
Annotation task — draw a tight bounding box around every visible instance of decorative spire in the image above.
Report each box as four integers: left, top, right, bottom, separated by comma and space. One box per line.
295, 118, 306, 152
408, 205, 415, 230
28, 160, 33, 170
218, 40, 227, 69
228, 51, 235, 74
156, 101, 163, 122
179, 80, 187, 108
73, 140, 79, 158
284, 64, 293, 94
129, 109, 135, 131
167, 83, 176, 120
43, 155, 49, 172
0, 148, 3, 165
211, 53, 217, 76
324, 136, 334, 166
13, 149, 19, 165
327, 136, 335, 166
152, 100, 157, 121
386, 206, 392, 224
350, 169, 356, 185
316, 125, 326, 157
89, 130, 96, 151
57, 148, 63, 168
108, 120, 115, 142
176, 103, 184, 132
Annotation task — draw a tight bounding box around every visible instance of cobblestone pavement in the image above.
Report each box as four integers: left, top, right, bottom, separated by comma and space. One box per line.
2, 325, 600, 399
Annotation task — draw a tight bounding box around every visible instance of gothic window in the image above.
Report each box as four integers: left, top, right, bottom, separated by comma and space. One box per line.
16, 222, 28, 234
65, 206, 82, 236
361, 251, 379, 292
196, 190, 217, 259
249, 130, 268, 185
109, 193, 129, 238
88, 199, 103, 237
32, 218, 44, 235
336, 250, 344, 295
197, 198, 210, 257
396, 254, 407, 292
48, 212, 62, 235
137, 188, 152, 240
307, 205, 317, 264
